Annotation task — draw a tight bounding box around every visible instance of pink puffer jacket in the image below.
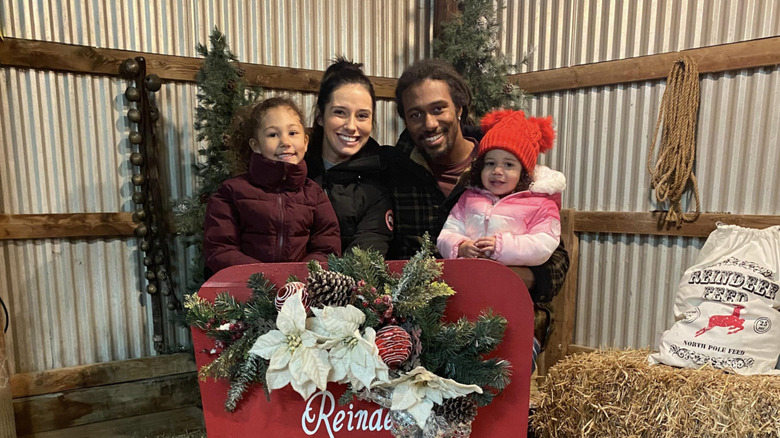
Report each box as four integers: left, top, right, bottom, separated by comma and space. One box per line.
437, 165, 565, 266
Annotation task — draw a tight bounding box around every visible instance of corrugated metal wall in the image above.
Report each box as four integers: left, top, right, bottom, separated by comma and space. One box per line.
3, 0, 778, 371
0, 0, 432, 373
501, 0, 780, 349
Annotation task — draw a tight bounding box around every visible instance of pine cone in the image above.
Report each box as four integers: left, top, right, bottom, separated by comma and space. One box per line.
435, 396, 478, 425
307, 270, 355, 308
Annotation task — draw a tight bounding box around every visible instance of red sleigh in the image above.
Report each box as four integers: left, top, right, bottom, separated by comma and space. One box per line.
192, 258, 535, 437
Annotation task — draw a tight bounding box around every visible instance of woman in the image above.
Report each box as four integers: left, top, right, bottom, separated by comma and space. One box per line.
306, 57, 394, 256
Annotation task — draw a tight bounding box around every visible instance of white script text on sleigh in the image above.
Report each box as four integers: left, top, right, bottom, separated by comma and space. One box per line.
302, 390, 392, 437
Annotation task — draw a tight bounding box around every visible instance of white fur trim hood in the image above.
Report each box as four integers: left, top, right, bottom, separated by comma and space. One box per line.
529, 165, 566, 195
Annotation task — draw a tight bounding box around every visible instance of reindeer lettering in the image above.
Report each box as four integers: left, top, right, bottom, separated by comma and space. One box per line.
695, 304, 745, 337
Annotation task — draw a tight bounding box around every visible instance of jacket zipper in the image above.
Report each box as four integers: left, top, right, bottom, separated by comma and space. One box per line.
277, 194, 285, 261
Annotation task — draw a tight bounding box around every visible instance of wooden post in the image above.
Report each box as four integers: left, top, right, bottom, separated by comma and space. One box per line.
433, 0, 459, 39
539, 209, 579, 374
0, 330, 17, 438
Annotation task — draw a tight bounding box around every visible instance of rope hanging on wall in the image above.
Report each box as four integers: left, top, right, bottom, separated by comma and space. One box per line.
647, 56, 701, 226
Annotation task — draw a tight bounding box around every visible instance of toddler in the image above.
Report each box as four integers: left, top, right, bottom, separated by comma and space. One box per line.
437, 109, 565, 266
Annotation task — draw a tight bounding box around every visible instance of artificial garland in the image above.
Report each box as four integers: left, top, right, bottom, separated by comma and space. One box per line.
185, 239, 511, 435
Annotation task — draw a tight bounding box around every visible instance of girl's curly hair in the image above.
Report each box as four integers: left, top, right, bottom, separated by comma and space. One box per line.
466, 154, 533, 193
227, 96, 307, 175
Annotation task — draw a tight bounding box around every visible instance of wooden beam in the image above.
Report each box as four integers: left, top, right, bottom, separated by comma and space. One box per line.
11, 353, 196, 398
512, 36, 780, 94
24, 406, 204, 438
0, 213, 136, 240
572, 211, 780, 238
0, 37, 397, 99
13, 373, 200, 435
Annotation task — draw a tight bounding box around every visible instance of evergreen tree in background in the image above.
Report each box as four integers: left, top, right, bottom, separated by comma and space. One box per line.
173, 28, 260, 292
432, 0, 528, 120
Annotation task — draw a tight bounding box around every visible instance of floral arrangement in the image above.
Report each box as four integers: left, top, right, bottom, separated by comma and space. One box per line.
185, 240, 512, 436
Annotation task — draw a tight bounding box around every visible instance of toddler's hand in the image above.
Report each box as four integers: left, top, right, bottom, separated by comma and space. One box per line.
475, 236, 496, 258
457, 240, 482, 258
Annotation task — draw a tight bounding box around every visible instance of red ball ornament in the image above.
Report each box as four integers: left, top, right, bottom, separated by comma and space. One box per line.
375, 325, 412, 367
275, 281, 310, 313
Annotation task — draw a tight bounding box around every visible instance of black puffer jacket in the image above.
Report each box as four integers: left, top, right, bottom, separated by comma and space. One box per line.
306, 138, 394, 256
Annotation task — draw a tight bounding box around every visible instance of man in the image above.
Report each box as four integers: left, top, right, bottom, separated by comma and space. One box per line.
385, 58, 569, 303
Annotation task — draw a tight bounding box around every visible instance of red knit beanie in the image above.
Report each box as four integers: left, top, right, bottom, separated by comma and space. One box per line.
478, 109, 555, 174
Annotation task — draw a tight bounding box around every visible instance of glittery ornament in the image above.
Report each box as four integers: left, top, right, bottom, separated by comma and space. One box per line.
275, 281, 309, 313
375, 325, 412, 367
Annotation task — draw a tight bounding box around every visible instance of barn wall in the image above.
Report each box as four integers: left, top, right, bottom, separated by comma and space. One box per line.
500, 0, 780, 349
0, 0, 432, 373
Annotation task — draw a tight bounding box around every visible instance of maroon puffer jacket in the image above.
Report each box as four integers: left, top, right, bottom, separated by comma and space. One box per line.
203, 153, 341, 274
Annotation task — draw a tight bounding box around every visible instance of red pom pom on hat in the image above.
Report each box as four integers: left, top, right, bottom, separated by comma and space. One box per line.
529, 115, 555, 153
480, 109, 524, 133
478, 109, 556, 174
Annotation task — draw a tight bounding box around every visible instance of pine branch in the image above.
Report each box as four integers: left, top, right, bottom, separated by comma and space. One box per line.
390, 235, 446, 314
225, 354, 267, 412
247, 273, 277, 300
213, 292, 246, 321
326, 247, 392, 289
183, 293, 217, 330
172, 27, 261, 295
432, 0, 530, 118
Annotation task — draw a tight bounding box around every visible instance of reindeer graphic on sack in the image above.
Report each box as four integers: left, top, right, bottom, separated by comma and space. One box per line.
649, 224, 780, 375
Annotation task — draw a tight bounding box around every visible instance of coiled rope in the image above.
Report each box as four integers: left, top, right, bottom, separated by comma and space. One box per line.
647, 56, 701, 226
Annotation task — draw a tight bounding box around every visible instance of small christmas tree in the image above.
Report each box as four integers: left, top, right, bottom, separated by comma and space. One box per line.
173, 28, 260, 292
432, 0, 528, 119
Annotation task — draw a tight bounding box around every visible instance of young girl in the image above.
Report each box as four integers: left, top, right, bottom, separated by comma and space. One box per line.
203, 97, 341, 274
437, 109, 565, 268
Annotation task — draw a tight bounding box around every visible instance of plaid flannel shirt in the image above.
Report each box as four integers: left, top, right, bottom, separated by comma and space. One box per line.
384, 129, 570, 302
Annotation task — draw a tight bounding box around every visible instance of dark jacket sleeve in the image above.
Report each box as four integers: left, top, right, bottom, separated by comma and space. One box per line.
202, 184, 261, 273
345, 184, 394, 256
305, 185, 342, 262
528, 240, 570, 303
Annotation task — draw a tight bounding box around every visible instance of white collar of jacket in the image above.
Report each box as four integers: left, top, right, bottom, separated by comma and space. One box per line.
529, 165, 566, 195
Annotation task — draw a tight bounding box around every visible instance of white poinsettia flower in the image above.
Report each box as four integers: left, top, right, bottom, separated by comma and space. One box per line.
377, 366, 483, 428
309, 305, 389, 390
248, 294, 331, 400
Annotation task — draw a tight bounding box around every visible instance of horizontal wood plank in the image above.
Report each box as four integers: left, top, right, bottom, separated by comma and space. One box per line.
0, 213, 136, 240
17, 406, 204, 438
512, 36, 780, 93
13, 372, 201, 435
11, 353, 196, 398
573, 211, 780, 237
0, 37, 397, 99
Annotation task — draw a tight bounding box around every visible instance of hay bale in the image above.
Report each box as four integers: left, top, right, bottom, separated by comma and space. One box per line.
530, 349, 780, 438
